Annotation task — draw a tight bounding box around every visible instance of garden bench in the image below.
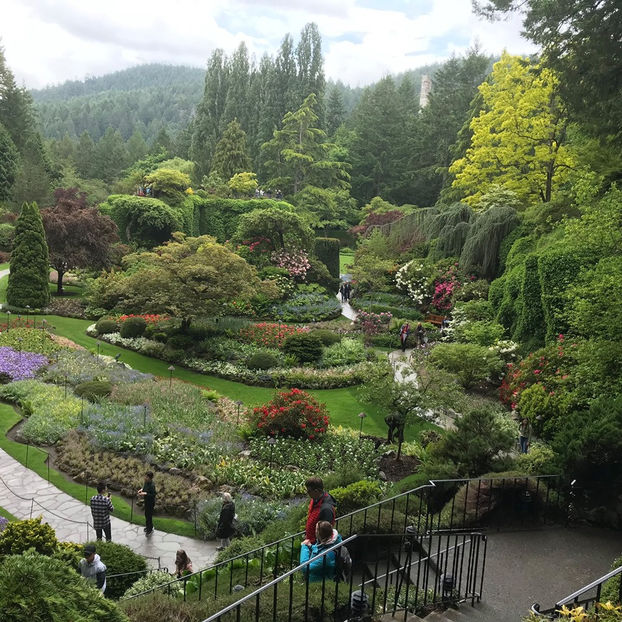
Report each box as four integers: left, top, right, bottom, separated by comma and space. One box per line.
425, 314, 446, 327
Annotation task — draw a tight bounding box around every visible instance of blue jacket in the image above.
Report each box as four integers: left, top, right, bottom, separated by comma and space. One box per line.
300, 530, 342, 582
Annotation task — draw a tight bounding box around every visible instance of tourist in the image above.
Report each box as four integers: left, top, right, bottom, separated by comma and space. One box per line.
415, 322, 425, 347
399, 322, 410, 352
339, 282, 346, 302
215, 492, 236, 551
519, 418, 532, 454
138, 471, 156, 536
90, 482, 114, 542
300, 520, 342, 582
79, 544, 107, 594
344, 282, 352, 301
174, 550, 194, 578
303, 477, 336, 546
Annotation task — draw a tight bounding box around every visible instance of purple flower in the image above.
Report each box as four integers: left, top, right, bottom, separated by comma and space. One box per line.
0, 347, 48, 381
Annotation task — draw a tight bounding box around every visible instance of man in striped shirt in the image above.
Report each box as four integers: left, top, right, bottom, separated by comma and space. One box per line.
90, 482, 114, 541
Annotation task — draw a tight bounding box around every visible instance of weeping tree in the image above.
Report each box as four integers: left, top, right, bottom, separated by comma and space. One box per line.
459, 205, 519, 279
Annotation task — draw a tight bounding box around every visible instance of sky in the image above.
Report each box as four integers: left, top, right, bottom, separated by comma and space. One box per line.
1, 0, 536, 90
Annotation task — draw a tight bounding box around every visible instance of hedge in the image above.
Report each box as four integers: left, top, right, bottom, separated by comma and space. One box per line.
314, 237, 340, 278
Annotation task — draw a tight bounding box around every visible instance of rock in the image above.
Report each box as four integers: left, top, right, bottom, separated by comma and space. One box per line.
219, 485, 235, 494
73, 471, 87, 483
193, 475, 212, 488
238, 450, 252, 458
379, 471, 388, 481
383, 450, 396, 458
168, 467, 182, 476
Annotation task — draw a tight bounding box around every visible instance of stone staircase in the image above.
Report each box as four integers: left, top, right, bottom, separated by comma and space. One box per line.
381, 601, 495, 622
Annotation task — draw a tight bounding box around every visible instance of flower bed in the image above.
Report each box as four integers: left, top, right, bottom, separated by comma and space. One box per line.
0, 347, 48, 381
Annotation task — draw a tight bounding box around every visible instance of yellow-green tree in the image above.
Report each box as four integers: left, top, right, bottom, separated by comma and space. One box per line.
228, 172, 258, 197
449, 53, 575, 206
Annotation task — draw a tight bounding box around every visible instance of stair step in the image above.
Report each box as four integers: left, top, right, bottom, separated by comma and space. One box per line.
379, 613, 426, 622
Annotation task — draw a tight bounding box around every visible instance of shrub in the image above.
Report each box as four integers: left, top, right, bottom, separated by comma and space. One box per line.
453, 320, 505, 347
320, 338, 366, 367
515, 443, 558, 475
166, 334, 195, 349
247, 350, 279, 370
0, 517, 58, 555
330, 480, 383, 516
0, 327, 64, 356
238, 322, 306, 349
429, 343, 504, 389
95, 318, 120, 334
214, 535, 263, 564
282, 332, 324, 364
52, 541, 83, 568
310, 329, 342, 346
86, 541, 148, 599
121, 570, 173, 599
601, 556, 622, 604
251, 388, 330, 440
119, 316, 147, 338
0, 552, 128, 622
74, 380, 113, 401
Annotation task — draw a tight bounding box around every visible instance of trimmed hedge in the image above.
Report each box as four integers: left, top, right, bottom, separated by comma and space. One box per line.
315, 237, 340, 278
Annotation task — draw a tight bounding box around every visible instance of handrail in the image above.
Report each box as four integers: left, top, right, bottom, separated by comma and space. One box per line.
199, 534, 358, 622
531, 565, 622, 618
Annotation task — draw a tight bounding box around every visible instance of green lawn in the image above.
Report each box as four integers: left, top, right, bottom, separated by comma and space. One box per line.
339, 251, 355, 275
0, 505, 18, 521
0, 402, 197, 537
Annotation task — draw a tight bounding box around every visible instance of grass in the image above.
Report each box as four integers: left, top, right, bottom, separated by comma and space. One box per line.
0, 268, 83, 304
0, 505, 18, 521
339, 251, 355, 275
0, 402, 197, 538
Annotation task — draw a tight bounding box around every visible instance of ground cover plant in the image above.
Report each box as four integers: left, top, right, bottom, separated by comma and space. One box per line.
0, 346, 48, 381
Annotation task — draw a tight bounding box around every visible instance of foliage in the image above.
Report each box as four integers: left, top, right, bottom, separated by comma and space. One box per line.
247, 350, 279, 370
0, 517, 58, 555
74, 380, 113, 401
429, 343, 504, 389
282, 332, 324, 364
310, 329, 341, 346
267, 290, 341, 322
330, 480, 383, 516
228, 171, 258, 197
95, 318, 119, 334
121, 570, 173, 599
320, 338, 366, 368
251, 388, 329, 440
271, 248, 311, 280
0, 122, 18, 201
515, 442, 557, 475
0, 327, 64, 356
144, 168, 191, 206
119, 316, 147, 338
0, 551, 128, 622
88, 540, 147, 599
0, 347, 48, 381
6, 202, 50, 308
354, 310, 392, 338
212, 119, 252, 182
452, 320, 505, 347
314, 237, 340, 278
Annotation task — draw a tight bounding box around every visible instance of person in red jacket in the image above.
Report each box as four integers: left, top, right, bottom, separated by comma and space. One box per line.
303, 476, 336, 545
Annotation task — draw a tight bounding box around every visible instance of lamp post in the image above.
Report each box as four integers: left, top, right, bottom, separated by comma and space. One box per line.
25, 305, 30, 325
6, 310, 10, 332
64, 371, 68, 398
41, 319, 46, 346
267, 437, 276, 477
80, 395, 85, 426
168, 365, 175, 389
358, 412, 367, 440
143, 403, 148, 429
235, 400, 243, 425
96, 338, 101, 357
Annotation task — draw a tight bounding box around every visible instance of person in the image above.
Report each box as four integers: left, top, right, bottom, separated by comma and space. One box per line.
415, 322, 425, 347
384, 411, 405, 444
300, 521, 342, 582
138, 471, 156, 536
174, 550, 194, 578
79, 543, 107, 593
344, 282, 352, 301
90, 482, 114, 542
216, 492, 236, 551
304, 477, 336, 545
399, 322, 410, 352
518, 418, 532, 454
339, 282, 346, 303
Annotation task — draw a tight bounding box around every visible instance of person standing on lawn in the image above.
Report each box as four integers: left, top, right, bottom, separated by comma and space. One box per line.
303, 477, 336, 546
138, 471, 156, 536
90, 482, 114, 542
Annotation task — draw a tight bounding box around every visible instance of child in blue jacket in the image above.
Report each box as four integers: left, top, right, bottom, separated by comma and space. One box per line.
300, 520, 342, 582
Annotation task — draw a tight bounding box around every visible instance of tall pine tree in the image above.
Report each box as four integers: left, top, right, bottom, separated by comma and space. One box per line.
211, 119, 252, 181
7, 202, 50, 308
0, 122, 18, 202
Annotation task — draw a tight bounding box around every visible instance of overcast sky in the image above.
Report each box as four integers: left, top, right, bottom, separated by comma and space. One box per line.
2, 0, 535, 90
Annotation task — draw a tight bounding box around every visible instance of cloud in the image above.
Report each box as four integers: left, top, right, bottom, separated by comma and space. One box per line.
0, 0, 538, 89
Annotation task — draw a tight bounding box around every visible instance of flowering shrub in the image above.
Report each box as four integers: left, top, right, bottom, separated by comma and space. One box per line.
271, 249, 311, 280
395, 260, 429, 305
0, 327, 64, 356
431, 265, 462, 311
118, 314, 169, 324
0, 347, 48, 381
355, 310, 392, 337
0, 318, 35, 332
252, 388, 330, 440
239, 322, 307, 349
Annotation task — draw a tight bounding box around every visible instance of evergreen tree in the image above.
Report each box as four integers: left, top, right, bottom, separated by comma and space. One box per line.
223, 43, 250, 130
325, 86, 345, 136
151, 127, 173, 156
6, 201, 50, 308
211, 119, 252, 181
296, 23, 325, 126
12, 133, 54, 206
75, 130, 96, 178
126, 129, 148, 164
0, 122, 18, 202
93, 127, 128, 183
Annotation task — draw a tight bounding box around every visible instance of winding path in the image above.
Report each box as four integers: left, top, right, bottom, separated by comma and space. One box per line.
0, 447, 218, 569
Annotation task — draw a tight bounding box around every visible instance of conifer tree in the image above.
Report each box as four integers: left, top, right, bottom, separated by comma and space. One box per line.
7, 202, 50, 308
325, 86, 345, 136
0, 122, 18, 202
75, 130, 96, 178
211, 119, 252, 181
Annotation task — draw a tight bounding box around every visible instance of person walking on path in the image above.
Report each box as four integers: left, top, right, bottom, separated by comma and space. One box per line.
216, 492, 236, 550
339, 282, 346, 303
174, 549, 194, 578
79, 543, 107, 593
138, 471, 156, 536
90, 482, 114, 542
344, 282, 352, 301
519, 418, 532, 454
300, 520, 343, 582
399, 322, 410, 352
415, 322, 425, 347
303, 477, 336, 546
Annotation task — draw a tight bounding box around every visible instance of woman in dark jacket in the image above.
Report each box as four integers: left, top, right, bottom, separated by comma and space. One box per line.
216, 492, 236, 550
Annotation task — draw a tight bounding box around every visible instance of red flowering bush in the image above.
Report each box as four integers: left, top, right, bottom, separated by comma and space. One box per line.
118, 314, 169, 325
252, 388, 330, 440
239, 322, 307, 349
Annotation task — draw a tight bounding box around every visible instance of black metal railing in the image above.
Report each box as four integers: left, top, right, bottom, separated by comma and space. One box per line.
122, 474, 561, 603
199, 530, 487, 622
531, 565, 622, 618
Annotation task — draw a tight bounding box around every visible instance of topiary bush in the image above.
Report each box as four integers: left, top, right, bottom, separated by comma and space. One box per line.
121, 570, 175, 599
247, 350, 279, 370
88, 541, 148, 600
95, 318, 119, 334
282, 332, 323, 364
330, 480, 383, 516
74, 380, 113, 401
119, 316, 147, 338
251, 388, 330, 440
0, 517, 58, 555
310, 329, 342, 346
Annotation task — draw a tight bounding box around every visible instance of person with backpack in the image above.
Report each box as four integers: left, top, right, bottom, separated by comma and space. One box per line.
300, 521, 344, 582
303, 477, 336, 545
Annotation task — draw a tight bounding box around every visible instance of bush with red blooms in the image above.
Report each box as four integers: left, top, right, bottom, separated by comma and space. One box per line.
252, 388, 330, 440
239, 322, 307, 349
118, 314, 169, 325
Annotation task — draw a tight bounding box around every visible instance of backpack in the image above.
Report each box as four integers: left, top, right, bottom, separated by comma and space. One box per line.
335, 544, 352, 583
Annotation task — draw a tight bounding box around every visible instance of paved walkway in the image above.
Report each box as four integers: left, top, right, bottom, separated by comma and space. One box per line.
0, 447, 218, 569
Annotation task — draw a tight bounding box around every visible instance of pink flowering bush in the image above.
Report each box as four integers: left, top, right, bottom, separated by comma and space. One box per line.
271, 249, 311, 281
355, 310, 392, 338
